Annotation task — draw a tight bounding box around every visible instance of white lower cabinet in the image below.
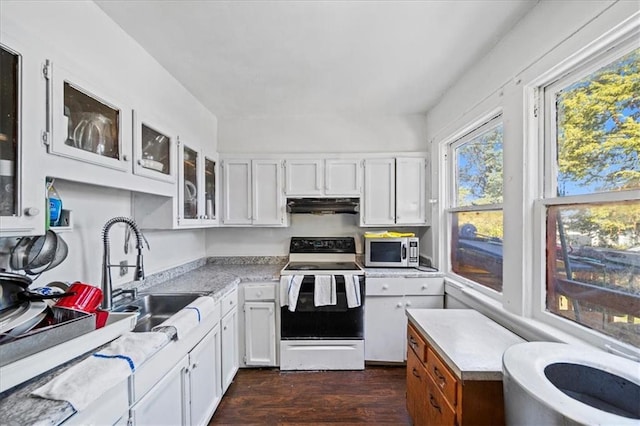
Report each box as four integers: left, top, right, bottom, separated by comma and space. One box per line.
189, 327, 222, 426
220, 289, 239, 393
239, 282, 279, 367
130, 355, 190, 426
364, 276, 444, 362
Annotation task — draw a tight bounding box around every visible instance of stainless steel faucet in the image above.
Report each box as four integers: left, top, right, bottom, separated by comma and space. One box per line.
101, 217, 148, 310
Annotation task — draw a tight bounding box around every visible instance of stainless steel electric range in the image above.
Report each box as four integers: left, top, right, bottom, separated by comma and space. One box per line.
280, 237, 365, 370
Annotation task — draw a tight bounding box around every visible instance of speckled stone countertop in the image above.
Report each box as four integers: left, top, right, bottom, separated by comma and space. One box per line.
0, 257, 286, 426
363, 266, 443, 278
406, 309, 525, 381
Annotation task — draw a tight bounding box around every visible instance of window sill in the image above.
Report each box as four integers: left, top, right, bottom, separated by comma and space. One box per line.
444, 278, 599, 348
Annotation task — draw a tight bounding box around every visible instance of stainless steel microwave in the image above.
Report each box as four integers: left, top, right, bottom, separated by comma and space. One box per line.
364, 237, 419, 268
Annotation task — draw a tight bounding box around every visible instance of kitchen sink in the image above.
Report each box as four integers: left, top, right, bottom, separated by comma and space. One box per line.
113, 293, 203, 332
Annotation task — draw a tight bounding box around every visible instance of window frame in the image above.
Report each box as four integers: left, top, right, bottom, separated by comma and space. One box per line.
446, 112, 505, 297
531, 30, 640, 349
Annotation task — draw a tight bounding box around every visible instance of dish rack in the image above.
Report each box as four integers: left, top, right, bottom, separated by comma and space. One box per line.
0, 311, 137, 393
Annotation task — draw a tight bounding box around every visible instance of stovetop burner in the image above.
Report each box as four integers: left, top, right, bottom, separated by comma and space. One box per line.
285, 262, 360, 271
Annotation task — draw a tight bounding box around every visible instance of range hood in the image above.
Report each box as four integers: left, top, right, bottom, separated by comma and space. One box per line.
286, 198, 360, 215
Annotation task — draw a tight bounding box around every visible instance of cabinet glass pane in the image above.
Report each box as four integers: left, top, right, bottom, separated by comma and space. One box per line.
0, 46, 19, 217
183, 146, 198, 219
64, 82, 120, 159
141, 124, 170, 175
205, 158, 215, 219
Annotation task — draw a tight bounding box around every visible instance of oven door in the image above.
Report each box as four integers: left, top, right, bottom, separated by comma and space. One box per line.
281, 275, 365, 340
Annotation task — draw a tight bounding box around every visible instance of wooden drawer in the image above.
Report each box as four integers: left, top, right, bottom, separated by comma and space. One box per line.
404, 277, 444, 295
427, 347, 458, 406
366, 278, 406, 296
244, 283, 276, 301
221, 288, 238, 317
425, 368, 456, 426
407, 323, 427, 362
406, 348, 429, 425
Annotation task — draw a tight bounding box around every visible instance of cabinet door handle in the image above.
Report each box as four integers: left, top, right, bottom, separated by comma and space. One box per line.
429, 394, 442, 413
405, 301, 412, 307
433, 366, 446, 385
412, 368, 421, 379
408, 336, 418, 351
396, 302, 403, 308
382, 284, 389, 290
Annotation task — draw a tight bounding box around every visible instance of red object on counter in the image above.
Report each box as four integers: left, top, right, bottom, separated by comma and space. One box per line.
54, 282, 103, 314
94, 309, 109, 328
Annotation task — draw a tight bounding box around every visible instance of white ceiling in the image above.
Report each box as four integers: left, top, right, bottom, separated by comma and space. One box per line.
95, 0, 538, 118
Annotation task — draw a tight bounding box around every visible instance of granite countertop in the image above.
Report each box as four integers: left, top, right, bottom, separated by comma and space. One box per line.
406, 309, 525, 381
363, 266, 443, 278
0, 257, 285, 426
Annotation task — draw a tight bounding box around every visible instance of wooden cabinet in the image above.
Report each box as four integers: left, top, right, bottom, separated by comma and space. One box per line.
240, 282, 278, 367
364, 276, 443, 362
222, 158, 285, 226
284, 158, 361, 197
220, 289, 239, 393
406, 320, 510, 426
361, 156, 429, 226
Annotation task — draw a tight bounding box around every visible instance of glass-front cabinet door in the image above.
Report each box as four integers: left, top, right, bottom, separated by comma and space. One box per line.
178, 141, 200, 225
204, 156, 216, 221
47, 61, 131, 171
132, 110, 176, 183
0, 45, 20, 220
0, 40, 43, 236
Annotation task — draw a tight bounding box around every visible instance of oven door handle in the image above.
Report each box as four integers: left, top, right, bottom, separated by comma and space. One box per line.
402, 244, 407, 259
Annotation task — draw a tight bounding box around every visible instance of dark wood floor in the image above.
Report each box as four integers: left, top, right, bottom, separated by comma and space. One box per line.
209, 366, 411, 425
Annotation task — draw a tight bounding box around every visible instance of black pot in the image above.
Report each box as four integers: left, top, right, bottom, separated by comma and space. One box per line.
0, 272, 75, 313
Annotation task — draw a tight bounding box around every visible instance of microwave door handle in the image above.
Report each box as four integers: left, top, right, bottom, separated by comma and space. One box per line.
402, 244, 407, 259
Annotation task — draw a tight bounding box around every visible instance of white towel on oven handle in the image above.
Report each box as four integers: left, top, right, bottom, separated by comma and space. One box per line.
343, 275, 362, 308
314, 275, 336, 307
279, 275, 304, 312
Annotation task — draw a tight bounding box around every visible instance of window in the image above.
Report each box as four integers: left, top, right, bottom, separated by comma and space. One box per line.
543, 42, 639, 347
448, 116, 504, 292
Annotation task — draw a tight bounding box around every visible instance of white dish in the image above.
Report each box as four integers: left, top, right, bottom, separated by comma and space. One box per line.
0, 301, 47, 335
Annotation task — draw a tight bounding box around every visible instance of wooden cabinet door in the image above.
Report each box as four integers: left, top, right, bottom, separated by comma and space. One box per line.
396, 157, 427, 225
221, 307, 239, 392
252, 159, 283, 225
189, 327, 222, 426
244, 301, 277, 366
284, 159, 323, 196
324, 159, 361, 196
406, 348, 428, 426
130, 355, 190, 426
362, 158, 395, 226
222, 159, 252, 225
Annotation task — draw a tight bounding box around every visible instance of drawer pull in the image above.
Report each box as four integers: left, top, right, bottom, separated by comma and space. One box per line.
408, 336, 418, 348
429, 394, 442, 413
433, 366, 446, 384
412, 368, 421, 379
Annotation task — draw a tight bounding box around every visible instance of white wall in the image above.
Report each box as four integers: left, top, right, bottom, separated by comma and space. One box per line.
206, 213, 426, 256
0, 1, 214, 289
217, 114, 427, 153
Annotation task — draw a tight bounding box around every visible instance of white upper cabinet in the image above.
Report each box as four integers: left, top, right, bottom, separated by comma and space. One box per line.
132, 110, 177, 184
223, 158, 285, 226
178, 141, 218, 227
362, 156, 428, 226
396, 157, 428, 225
46, 61, 132, 172
0, 38, 45, 236
284, 158, 361, 197
362, 158, 396, 226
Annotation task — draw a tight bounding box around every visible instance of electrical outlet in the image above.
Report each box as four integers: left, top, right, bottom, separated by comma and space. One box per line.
119, 260, 128, 277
